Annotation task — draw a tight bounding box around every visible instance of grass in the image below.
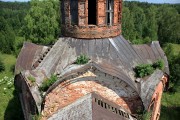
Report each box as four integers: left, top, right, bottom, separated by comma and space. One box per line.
75, 54, 89, 65
160, 91, 180, 120
0, 53, 23, 120
160, 44, 180, 120
170, 44, 180, 56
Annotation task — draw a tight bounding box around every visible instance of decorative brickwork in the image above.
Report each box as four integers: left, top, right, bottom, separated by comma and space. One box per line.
61, 0, 122, 39
149, 75, 168, 120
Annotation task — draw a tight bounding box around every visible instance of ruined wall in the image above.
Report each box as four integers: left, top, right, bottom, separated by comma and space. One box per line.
61, 0, 122, 38
149, 75, 168, 120
42, 70, 142, 119
14, 73, 38, 120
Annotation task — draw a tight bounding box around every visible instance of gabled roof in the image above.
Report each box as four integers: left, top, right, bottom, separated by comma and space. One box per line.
48, 92, 135, 120
15, 35, 169, 112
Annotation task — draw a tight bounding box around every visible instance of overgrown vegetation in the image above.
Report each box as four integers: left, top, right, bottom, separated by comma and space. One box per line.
153, 59, 164, 70
39, 74, 58, 92
31, 114, 41, 120
75, 54, 89, 65
141, 110, 152, 120
135, 60, 164, 78
135, 64, 154, 78
27, 76, 36, 83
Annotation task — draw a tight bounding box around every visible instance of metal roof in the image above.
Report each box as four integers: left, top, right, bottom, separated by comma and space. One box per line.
15, 35, 169, 116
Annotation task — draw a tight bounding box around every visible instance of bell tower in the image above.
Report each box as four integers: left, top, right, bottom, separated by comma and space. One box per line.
61, 0, 122, 39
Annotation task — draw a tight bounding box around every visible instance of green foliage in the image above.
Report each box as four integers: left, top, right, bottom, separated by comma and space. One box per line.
160, 92, 180, 120
75, 54, 89, 65
153, 59, 164, 70
131, 39, 144, 44
163, 43, 180, 92
22, 0, 60, 45
0, 2, 29, 54
141, 110, 152, 120
27, 76, 36, 83
131, 6, 146, 39
157, 6, 180, 44
144, 6, 158, 40
135, 64, 154, 78
0, 59, 5, 72
123, 2, 180, 45
135, 59, 164, 78
160, 44, 180, 119
122, 6, 135, 40
39, 74, 58, 92
31, 114, 41, 120
10, 64, 15, 73
0, 53, 23, 120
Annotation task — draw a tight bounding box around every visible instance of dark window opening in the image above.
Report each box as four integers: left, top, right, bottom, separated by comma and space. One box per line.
106, 0, 114, 25
150, 99, 155, 111
70, 0, 78, 25
88, 0, 96, 25
61, 0, 65, 24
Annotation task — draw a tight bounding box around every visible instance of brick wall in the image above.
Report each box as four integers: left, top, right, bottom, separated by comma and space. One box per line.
14, 73, 38, 120
149, 75, 168, 120
61, 0, 122, 39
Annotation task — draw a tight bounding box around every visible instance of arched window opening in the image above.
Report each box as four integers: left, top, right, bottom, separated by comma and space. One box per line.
88, 0, 97, 25
149, 98, 155, 111
106, 0, 114, 25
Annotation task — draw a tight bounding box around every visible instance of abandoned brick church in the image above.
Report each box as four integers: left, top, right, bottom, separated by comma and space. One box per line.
15, 0, 169, 120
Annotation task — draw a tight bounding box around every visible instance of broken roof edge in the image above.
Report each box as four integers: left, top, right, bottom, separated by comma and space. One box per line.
43, 61, 139, 98
15, 71, 42, 113
139, 70, 164, 110
132, 40, 169, 75
15, 41, 50, 75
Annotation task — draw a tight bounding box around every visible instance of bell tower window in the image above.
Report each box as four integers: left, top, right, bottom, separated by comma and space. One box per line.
88, 0, 97, 25
70, 0, 78, 25
106, 0, 114, 26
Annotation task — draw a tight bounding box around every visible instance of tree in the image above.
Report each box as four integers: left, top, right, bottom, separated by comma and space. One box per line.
122, 6, 136, 41
131, 6, 146, 39
157, 6, 180, 44
22, 0, 60, 45
144, 6, 158, 41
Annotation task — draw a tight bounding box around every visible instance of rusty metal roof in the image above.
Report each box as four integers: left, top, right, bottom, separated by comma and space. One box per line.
15, 35, 169, 118
15, 42, 49, 74
47, 92, 135, 120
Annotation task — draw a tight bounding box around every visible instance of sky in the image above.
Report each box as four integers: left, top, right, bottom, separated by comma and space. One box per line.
1, 0, 180, 4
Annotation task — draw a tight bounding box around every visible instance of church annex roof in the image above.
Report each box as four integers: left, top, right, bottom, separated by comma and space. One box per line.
15, 35, 169, 119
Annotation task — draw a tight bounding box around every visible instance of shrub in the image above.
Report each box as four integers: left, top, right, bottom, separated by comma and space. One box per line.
75, 54, 89, 65
153, 59, 164, 70
39, 74, 58, 92
135, 59, 165, 78
0, 59, 5, 72
135, 64, 154, 78
141, 110, 152, 120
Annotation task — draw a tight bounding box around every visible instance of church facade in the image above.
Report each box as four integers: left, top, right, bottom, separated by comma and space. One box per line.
15, 0, 169, 120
